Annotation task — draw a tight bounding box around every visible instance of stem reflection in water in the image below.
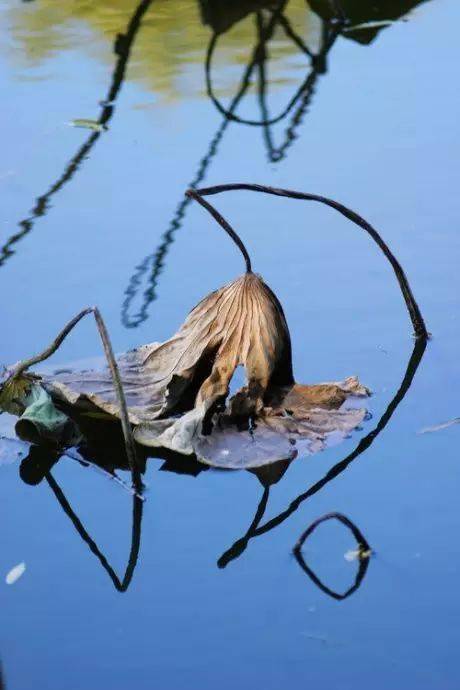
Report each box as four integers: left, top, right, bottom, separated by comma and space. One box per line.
293, 512, 372, 601
218, 337, 426, 577
122, 2, 341, 326
0, 0, 155, 268
15, 334, 425, 597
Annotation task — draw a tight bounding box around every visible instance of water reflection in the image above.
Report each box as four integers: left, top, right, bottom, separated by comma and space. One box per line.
2, 0, 431, 595
47, 472, 144, 593
122, 0, 431, 327
16, 416, 207, 592
122, 1, 338, 326
1, 0, 431, 300
17, 420, 145, 590
14, 334, 425, 596
204, 5, 340, 132
217, 336, 426, 568
310, 0, 428, 44
0, 0, 154, 269
293, 512, 372, 600
122, 3, 292, 327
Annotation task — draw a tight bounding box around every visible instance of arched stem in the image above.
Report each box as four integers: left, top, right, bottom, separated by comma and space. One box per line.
3, 307, 141, 490
195, 183, 429, 339
185, 189, 252, 273
205, 5, 342, 127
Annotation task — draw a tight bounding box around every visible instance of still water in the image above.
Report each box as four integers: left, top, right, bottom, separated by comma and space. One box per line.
1, 1, 459, 688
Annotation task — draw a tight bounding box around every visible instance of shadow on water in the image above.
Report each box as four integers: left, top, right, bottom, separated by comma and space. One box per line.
14, 334, 426, 596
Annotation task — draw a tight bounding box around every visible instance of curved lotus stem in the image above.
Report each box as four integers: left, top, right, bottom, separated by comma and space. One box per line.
205, 6, 343, 127
192, 183, 429, 339
294, 511, 371, 553
186, 189, 252, 273
2, 308, 141, 489
46, 472, 144, 592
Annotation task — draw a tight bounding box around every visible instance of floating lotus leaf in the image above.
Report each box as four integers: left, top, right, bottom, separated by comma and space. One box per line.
17, 272, 369, 467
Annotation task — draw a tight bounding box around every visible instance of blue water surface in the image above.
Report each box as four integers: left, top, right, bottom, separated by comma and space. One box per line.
1, 1, 459, 688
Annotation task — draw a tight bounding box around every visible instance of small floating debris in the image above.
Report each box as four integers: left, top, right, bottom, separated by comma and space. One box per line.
344, 19, 395, 31
69, 119, 107, 132
294, 512, 373, 600
418, 418, 460, 434
344, 547, 372, 562
343, 9, 416, 33
6, 562, 26, 585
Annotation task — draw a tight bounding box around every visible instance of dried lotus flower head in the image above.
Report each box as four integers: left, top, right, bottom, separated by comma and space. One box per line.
40, 270, 300, 458
129, 263, 369, 462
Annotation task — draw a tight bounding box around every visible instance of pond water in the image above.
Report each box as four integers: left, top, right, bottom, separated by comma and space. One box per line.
1, 1, 460, 688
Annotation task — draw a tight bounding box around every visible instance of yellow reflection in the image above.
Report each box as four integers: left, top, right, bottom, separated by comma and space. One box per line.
3, 0, 318, 102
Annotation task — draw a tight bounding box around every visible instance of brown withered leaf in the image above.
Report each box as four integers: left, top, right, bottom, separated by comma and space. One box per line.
134, 376, 368, 467
36, 273, 368, 467
41, 273, 291, 433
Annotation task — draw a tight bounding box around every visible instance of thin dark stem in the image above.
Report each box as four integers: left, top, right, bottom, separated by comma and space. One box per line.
92, 308, 140, 488
205, 7, 329, 127
4, 308, 140, 488
259, 337, 426, 534
8, 308, 93, 378
264, 20, 339, 163
294, 511, 371, 553
185, 189, 252, 273
218, 336, 426, 564
276, 13, 314, 58
0, 0, 154, 269
254, 12, 329, 163
204, 2, 344, 128
195, 183, 429, 338
46, 472, 143, 592
121, 7, 284, 328
293, 512, 371, 600
327, 0, 346, 24
218, 486, 270, 568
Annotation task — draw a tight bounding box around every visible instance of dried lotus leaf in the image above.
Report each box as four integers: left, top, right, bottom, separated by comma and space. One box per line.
5, 272, 369, 468
42, 273, 294, 428
192, 423, 298, 470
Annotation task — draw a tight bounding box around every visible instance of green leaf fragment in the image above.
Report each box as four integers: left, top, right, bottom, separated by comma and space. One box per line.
13, 383, 80, 446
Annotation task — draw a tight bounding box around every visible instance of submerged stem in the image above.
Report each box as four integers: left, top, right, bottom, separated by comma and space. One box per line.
185, 188, 252, 273
4, 307, 141, 489
195, 183, 429, 339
